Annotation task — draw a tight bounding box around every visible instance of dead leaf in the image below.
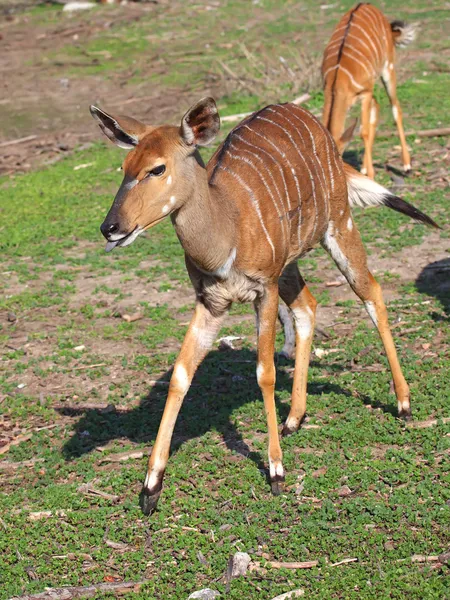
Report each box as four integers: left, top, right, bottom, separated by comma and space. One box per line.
312, 466, 327, 478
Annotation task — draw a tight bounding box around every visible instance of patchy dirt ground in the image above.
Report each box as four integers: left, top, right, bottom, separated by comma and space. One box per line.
0, 2, 221, 174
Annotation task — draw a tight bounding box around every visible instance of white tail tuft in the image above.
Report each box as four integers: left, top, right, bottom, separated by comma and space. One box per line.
391, 21, 418, 48
343, 162, 439, 228
345, 169, 389, 209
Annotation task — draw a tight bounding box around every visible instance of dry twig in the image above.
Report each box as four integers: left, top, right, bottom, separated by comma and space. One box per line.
9, 580, 151, 600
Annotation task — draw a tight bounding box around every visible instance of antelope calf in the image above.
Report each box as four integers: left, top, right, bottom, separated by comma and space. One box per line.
322, 2, 417, 178
90, 98, 437, 514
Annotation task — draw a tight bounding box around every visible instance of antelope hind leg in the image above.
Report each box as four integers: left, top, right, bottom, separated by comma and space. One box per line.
279, 263, 317, 435
322, 216, 411, 418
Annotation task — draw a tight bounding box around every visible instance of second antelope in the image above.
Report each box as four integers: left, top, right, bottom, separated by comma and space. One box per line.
90, 98, 437, 515
322, 2, 417, 178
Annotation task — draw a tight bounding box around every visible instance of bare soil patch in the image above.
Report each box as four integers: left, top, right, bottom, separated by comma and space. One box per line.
0, 2, 218, 174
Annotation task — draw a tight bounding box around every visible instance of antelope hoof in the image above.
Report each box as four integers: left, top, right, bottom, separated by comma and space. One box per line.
139, 487, 162, 516
398, 395, 411, 421
278, 346, 295, 360
398, 406, 412, 421
282, 414, 306, 437
403, 163, 411, 173
270, 478, 284, 496
269, 460, 285, 495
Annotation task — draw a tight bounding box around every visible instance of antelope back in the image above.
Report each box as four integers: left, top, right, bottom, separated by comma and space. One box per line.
322, 3, 393, 92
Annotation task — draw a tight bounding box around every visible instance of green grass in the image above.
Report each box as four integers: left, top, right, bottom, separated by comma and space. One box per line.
0, 1, 449, 599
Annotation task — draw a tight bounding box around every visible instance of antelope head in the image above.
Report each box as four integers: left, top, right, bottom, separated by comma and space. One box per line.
90, 98, 220, 251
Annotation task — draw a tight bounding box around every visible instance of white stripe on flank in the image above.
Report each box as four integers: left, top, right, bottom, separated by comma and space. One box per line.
290, 106, 329, 186
235, 132, 291, 210
338, 65, 364, 90
362, 5, 387, 53
342, 46, 376, 78
360, 7, 379, 35
218, 164, 276, 261
351, 23, 382, 64
284, 105, 329, 218
346, 33, 373, 60
260, 112, 311, 246
243, 124, 303, 248
325, 39, 343, 53
323, 64, 339, 80
232, 136, 289, 241
227, 144, 287, 245
259, 112, 319, 240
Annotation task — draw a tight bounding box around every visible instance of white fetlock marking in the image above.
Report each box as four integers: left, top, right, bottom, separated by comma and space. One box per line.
269, 458, 285, 480
144, 469, 160, 491
256, 363, 264, 385
173, 363, 189, 394
365, 301, 378, 327
292, 306, 313, 339
392, 105, 399, 121
399, 399, 410, 412
403, 163, 411, 171
360, 167, 367, 175
370, 105, 377, 125
285, 416, 299, 431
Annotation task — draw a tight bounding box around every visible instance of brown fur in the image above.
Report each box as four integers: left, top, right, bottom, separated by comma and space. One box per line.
91, 98, 413, 515
322, 3, 415, 178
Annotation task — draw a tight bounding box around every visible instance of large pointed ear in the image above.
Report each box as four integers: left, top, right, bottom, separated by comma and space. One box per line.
89, 105, 149, 149
180, 97, 220, 147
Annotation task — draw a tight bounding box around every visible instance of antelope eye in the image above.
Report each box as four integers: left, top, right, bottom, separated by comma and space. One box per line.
146, 164, 166, 178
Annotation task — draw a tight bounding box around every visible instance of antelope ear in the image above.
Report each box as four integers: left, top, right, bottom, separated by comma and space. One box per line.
89, 105, 149, 149
180, 97, 220, 147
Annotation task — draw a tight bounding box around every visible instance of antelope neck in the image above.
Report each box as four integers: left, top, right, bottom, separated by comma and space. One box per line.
171, 160, 237, 275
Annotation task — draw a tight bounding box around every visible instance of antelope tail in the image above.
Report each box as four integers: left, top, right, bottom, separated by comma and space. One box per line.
390, 20, 418, 48
344, 163, 439, 228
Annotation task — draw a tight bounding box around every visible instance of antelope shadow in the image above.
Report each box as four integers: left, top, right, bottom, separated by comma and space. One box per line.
60, 347, 379, 472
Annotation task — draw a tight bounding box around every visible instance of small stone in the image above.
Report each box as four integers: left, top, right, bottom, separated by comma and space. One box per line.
231, 551, 251, 577
188, 589, 220, 600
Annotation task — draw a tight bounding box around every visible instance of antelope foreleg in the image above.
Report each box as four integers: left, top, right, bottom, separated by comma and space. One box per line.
140, 301, 225, 515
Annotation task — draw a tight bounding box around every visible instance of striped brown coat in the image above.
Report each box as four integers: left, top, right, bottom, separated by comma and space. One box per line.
90, 98, 436, 514
322, 2, 417, 178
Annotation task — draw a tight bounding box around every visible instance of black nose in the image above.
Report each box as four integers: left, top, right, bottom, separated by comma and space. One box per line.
100, 221, 119, 239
